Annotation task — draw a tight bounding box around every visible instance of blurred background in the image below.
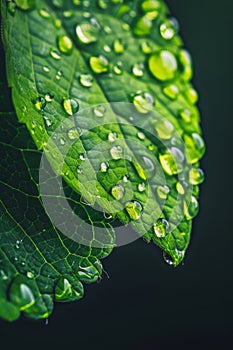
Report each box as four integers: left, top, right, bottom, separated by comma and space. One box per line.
0, 0, 232, 348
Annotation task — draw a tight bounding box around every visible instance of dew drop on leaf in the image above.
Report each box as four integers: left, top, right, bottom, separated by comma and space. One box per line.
57, 35, 73, 54
189, 168, 205, 185
34, 97, 46, 110
160, 18, 179, 40
39, 8, 50, 18
63, 98, 79, 115
149, 50, 177, 81
179, 108, 192, 123
111, 184, 125, 200
185, 87, 198, 104
89, 55, 109, 73
43, 66, 50, 73
113, 39, 124, 54
132, 63, 144, 77
132, 91, 154, 114
153, 218, 169, 238
184, 195, 199, 220
138, 182, 146, 192
176, 182, 185, 195
154, 119, 174, 139
163, 84, 179, 100
44, 92, 54, 102
110, 145, 123, 160
157, 185, 170, 199
100, 162, 109, 172
76, 23, 99, 44
163, 252, 174, 266
67, 127, 80, 140
93, 104, 106, 117
108, 132, 118, 142
184, 133, 205, 164
125, 201, 143, 220
80, 73, 93, 87
50, 48, 61, 60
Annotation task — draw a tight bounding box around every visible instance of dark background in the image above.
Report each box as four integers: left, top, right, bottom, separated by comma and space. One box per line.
0, 0, 232, 348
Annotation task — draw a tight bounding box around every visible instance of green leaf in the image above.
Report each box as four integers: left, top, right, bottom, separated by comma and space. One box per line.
1, 0, 205, 321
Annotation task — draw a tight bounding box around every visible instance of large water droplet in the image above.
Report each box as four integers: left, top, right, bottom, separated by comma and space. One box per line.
184, 195, 199, 220
111, 184, 125, 200
153, 218, 169, 238
184, 133, 205, 164
57, 35, 73, 54
133, 15, 152, 36
189, 168, 205, 185
76, 23, 99, 44
110, 145, 123, 160
149, 50, 177, 81
178, 49, 192, 81
63, 98, 79, 115
159, 147, 184, 175
154, 119, 174, 139
132, 91, 154, 114
125, 201, 143, 220
90, 55, 109, 73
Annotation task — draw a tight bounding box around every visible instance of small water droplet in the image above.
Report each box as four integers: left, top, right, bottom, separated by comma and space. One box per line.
57, 35, 73, 54
60, 137, 66, 145
163, 84, 179, 100
90, 55, 109, 73
43, 66, 50, 73
110, 145, 123, 160
111, 184, 125, 200
104, 25, 112, 34
153, 218, 169, 238
189, 168, 205, 185
160, 18, 179, 40
185, 87, 198, 104
132, 63, 144, 77
122, 23, 130, 31
76, 22, 99, 44
98, 0, 108, 9
108, 132, 118, 142
159, 147, 184, 175
178, 49, 192, 81
50, 48, 61, 60
137, 131, 146, 140
141, 41, 152, 54
125, 201, 143, 220
100, 162, 109, 172
141, 0, 161, 12
132, 91, 154, 114
163, 252, 174, 266
123, 175, 128, 182
157, 185, 170, 199
113, 38, 124, 54
54, 19, 62, 28
80, 73, 93, 87
149, 50, 178, 81
56, 70, 63, 80
93, 104, 106, 117
138, 182, 146, 192
103, 44, 111, 52
43, 116, 52, 127
79, 154, 86, 161
113, 61, 123, 75
63, 98, 79, 115
39, 8, 50, 18
27, 271, 34, 279
34, 97, 46, 110
154, 119, 174, 140
63, 10, 73, 18
133, 15, 152, 36
180, 108, 192, 123
67, 127, 80, 140
176, 182, 185, 195
184, 133, 205, 164
44, 92, 54, 102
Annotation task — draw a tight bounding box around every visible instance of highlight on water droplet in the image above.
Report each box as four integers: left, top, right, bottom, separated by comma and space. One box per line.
63, 98, 79, 115
39, 8, 50, 18
80, 73, 93, 87
50, 48, 61, 60
125, 200, 143, 220
149, 50, 178, 81
57, 35, 73, 55
108, 132, 118, 142
76, 23, 99, 44
160, 17, 179, 40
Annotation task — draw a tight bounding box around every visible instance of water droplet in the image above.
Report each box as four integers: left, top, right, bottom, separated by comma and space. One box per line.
132, 91, 154, 114
100, 162, 109, 172
0, 270, 8, 280
184, 195, 199, 220
110, 145, 123, 160
63, 10, 73, 18
108, 132, 118, 142
125, 201, 143, 220
153, 218, 169, 238
157, 185, 170, 199
113, 39, 124, 54
55, 276, 83, 301
77, 166, 83, 174
184, 133, 205, 164
111, 184, 125, 200
56, 70, 63, 80
60, 137, 66, 145
113, 61, 123, 75
44, 92, 54, 102
52, 0, 64, 8
103, 44, 111, 52
90, 55, 109, 73
93, 104, 106, 117
141, 0, 161, 12
79, 154, 86, 161
68, 127, 80, 140
180, 108, 192, 123
122, 23, 130, 31
159, 147, 184, 175
49, 49, 61, 62
43, 66, 50, 73
137, 131, 146, 140
133, 15, 152, 36
163, 84, 179, 100
185, 87, 198, 104
76, 23, 99, 44
178, 49, 192, 81
132, 63, 144, 77
154, 119, 174, 140
63, 98, 79, 115
142, 156, 155, 178
104, 25, 112, 34
189, 168, 205, 185
57, 35, 73, 55
123, 175, 128, 182
98, 0, 108, 9
163, 252, 174, 265
39, 8, 50, 18
176, 182, 185, 195
27, 271, 34, 279
54, 18, 62, 28
34, 97, 46, 110
160, 18, 179, 40
138, 182, 146, 192
149, 50, 177, 81
141, 41, 152, 54
80, 73, 93, 87
43, 116, 52, 127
